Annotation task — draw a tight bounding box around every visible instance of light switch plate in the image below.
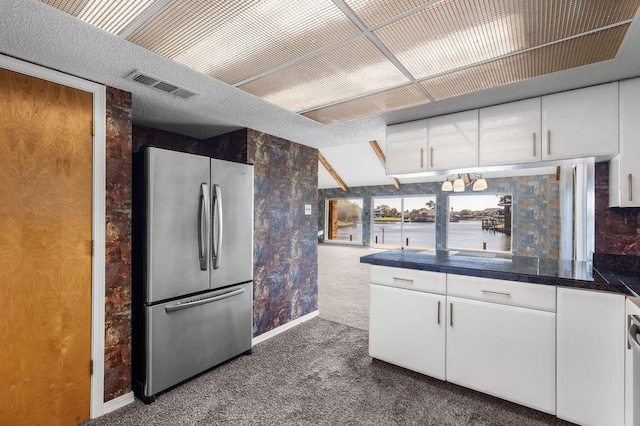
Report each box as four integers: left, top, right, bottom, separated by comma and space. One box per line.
304, 204, 312, 215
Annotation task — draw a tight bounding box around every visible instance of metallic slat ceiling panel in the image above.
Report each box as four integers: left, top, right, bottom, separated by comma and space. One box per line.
125, 0, 360, 85
421, 25, 629, 101
343, 0, 430, 28
41, 0, 159, 35
303, 84, 430, 124
39, 0, 640, 125
375, 0, 640, 80
238, 37, 410, 113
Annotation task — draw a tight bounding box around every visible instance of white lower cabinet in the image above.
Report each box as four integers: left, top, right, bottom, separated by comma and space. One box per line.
625, 298, 640, 426
446, 296, 556, 414
556, 287, 625, 426
369, 283, 446, 379
368, 266, 629, 425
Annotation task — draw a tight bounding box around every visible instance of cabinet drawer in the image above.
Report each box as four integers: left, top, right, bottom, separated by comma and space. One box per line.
447, 275, 555, 312
370, 265, 446, 295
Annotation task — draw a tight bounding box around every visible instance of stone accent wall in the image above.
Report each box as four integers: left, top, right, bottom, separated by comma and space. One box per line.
595, 161, 640, 255
104, 87, 132, 401
319, 173, 560, 259
246, 130, 318, 336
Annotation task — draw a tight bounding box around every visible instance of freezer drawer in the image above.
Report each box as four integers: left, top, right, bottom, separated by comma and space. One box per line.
143, 282, 252, 397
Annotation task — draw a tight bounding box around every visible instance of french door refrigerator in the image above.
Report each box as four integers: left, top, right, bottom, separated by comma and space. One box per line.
132, 147, 253, 403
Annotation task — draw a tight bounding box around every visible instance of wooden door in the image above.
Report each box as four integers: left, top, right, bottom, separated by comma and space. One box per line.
0, 68, 93, 425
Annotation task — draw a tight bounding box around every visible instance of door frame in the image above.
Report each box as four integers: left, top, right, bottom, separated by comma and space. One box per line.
0, 54, 107, 418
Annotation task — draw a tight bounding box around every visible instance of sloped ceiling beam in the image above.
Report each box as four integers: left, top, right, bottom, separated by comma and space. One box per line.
318, 152, 348, 192
369, 140, 400, 189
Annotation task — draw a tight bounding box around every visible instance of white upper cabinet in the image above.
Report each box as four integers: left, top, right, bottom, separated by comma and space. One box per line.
479, 98, 542, 166
427, 110, 479, 171
541, 82, 619, 162
610, 77, 640, 207
385, 119, 427, 175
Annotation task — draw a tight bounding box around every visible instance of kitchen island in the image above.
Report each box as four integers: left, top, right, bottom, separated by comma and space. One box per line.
360, 249, 638, 426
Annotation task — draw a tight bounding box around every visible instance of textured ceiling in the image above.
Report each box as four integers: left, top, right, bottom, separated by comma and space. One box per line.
4, 0, 640, 190
38, 0, 640, 125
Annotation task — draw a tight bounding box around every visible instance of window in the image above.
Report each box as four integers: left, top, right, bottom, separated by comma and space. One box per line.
325, 198, 363, 244
447, 194, 512, 253
372, 195, 436, 250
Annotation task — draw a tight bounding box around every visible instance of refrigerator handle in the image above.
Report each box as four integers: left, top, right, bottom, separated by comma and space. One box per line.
198, 183, 210, 271
212, 184, 223, 270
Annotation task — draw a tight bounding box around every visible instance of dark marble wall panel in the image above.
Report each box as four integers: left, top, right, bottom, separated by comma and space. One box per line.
104, 87, 132, 401
246, 130, 318, 337
132, 124, 202, 154
202, 128, 248, 163
319, 174, 560, 259
595, 161, 640, 255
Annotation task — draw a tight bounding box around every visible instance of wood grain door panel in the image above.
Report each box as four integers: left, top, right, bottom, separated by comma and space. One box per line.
0, 68, 93, 425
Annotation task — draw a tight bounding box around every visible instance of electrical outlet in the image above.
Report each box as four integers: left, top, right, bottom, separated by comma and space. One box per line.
304, 204, 312, 215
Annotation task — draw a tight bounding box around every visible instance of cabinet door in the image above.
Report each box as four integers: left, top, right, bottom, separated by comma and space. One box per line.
611, 78, 640, 207
625, 298, 640, 426
427, 110, 478, 171
369, 284, 445, 379
479, 98, 541, 166
556, 288, 625, 426
446, 297, 556, 414
541, 82, 618, 161
385, 120, 427, 175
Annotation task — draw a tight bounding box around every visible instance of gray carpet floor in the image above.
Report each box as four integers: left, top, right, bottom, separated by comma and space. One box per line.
317, 244, 378, 331
86, 245, 572, 425
85, 318, 569, 425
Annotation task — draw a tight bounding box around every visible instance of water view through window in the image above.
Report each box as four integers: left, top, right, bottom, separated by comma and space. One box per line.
371, 194, 512, 252
448, 194, 512, 253
373, 195, 436, 250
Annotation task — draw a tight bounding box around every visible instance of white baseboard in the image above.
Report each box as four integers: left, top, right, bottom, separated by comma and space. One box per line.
252, 310, 319, 346
102, 391, 135, 416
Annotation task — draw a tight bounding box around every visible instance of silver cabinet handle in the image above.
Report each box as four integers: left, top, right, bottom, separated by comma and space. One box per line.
198, 183, 210, 271
449, 303, 453, 327
430, 147, 434, 168
420, 148, 424, 168
546, 130, 551, 155
628, 315, 633, 350
481, 289, 511, 296
212, 184, 223, 270
437, 300, 441, 325
532, 132, 537, 157
165, 288, 244, 313
392, 276, 414, 283
629, 174, 633, 202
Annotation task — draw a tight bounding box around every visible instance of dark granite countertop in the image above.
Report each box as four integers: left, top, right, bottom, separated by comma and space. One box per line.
360, 250, 639, 296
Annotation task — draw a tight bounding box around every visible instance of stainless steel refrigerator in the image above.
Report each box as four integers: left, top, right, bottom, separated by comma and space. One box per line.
132, 147, 253, 403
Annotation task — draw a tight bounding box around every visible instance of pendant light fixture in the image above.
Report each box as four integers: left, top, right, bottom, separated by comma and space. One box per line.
441, 173, 488, 192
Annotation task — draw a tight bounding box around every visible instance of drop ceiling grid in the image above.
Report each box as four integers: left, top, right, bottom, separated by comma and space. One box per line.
42, 0, 160, 34
421, 25, 629, 101
342, 0, 431, 28
238, 37, 411, 113
373, 1, 535, 81
126, 0, 360, 85
303, 84, 430, 124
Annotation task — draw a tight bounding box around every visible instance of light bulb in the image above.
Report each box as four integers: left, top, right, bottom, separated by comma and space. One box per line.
452, 177, 465, 192
473, 177, 488, 191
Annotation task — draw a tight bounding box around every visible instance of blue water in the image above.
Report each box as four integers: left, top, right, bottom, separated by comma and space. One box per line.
372, 221, 510, 251
332, 220, 510, 251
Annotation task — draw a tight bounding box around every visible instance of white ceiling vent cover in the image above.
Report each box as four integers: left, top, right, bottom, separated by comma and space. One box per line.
126, 71, 200, 100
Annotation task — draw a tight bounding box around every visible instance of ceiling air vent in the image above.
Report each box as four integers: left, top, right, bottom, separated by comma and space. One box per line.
126, 71, 200, 100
